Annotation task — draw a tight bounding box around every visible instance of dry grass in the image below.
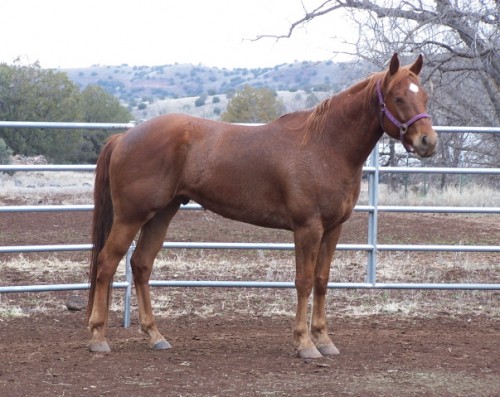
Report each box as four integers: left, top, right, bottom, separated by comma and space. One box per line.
376, 183, 500, 207
1, 248, 497, 321
0, 171, 94, 205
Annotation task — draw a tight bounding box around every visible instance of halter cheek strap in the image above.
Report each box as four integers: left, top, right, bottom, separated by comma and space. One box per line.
376, 80, 430, 153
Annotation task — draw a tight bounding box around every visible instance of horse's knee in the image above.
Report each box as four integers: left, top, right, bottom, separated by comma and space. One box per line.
295, 276, 314, 296
314, 275, 329, 296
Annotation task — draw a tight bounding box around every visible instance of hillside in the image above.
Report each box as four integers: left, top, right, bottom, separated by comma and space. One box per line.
63, 60, 372, 120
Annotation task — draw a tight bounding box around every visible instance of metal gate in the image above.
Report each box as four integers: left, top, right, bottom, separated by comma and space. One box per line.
1, 122, 499, 327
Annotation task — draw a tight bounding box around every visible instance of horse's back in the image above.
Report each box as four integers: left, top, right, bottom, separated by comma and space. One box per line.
106, 115, 289, 224
109, 112, 360, 230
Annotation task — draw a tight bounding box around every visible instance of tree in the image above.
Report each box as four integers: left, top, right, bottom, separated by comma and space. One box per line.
195, 93, 207, 107
78, 84, 133, 163
258, 0, 498, 123
220, 85, 285, 123
0, 60, 83, 163
257, 0, 499, 185
0, 60, 133, 163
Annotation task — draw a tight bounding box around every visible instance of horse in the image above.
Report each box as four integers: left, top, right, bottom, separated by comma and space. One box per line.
87, 53, 437, 359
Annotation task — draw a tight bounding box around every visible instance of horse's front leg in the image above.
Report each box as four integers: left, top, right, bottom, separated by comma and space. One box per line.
293, 225, 323, 359
310, 226, 342, 356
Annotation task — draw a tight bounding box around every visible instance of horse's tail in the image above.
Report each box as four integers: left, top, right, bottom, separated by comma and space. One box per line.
86, 134, 122, 323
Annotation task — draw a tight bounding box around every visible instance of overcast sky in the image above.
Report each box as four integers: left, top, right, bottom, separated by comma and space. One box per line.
2, 0, 356, 69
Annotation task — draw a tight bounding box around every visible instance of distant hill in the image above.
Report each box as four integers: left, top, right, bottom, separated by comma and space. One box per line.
62, 60, 372, 120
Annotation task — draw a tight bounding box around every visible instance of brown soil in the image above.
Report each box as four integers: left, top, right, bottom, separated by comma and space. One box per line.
1, 207, 499, 396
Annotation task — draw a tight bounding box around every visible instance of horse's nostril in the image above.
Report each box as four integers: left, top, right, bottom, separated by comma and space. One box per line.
422, 135, 428, 146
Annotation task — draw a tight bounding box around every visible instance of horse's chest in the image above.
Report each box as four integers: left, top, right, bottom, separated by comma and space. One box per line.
318, 176, 361, 226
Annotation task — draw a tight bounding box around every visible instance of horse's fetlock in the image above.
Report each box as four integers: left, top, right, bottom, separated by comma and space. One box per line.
310, 324, 324, 335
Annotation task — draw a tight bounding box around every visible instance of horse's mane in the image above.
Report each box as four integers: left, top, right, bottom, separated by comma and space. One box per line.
301, 67, 419, 145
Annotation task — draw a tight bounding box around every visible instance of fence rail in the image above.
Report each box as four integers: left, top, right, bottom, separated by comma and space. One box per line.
1, 122, 499, 327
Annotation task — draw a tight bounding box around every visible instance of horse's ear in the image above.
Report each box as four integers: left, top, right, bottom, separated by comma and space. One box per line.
409, 54, 424, 75
389, 53, 400, 76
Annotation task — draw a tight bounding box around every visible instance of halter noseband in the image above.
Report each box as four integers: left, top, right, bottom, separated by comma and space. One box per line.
376, 79, 430, 153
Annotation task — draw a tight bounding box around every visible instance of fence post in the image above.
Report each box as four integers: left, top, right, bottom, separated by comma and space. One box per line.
367, 146, 379, 285
123, 242, 135, 328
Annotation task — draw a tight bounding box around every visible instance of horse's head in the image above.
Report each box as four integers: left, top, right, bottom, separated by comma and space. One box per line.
378, 53, 438, 158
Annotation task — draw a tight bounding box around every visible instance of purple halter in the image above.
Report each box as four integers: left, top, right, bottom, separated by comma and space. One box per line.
376, 79, 430, 153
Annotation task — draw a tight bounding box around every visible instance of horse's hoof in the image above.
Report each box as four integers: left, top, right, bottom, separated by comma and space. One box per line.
151, 339, 172, 351
89, 341, 111, 353
297, 346, 323, 359
317, 343, 340, 356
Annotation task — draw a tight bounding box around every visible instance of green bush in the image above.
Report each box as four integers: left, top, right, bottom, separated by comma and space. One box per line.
0, 138, 12, 164
220, 85, 285, 123
0, 61, 133, 163
195, 94, 207, 107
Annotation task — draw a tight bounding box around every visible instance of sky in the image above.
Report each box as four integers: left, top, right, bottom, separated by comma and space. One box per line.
1, 0, 356, 69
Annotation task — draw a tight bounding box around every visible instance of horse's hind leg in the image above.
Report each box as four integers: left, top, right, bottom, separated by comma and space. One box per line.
131, 202, 180, 350
89, 219, 143, 352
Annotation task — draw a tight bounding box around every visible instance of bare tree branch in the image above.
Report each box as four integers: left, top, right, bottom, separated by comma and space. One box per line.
255, 0, 499, 173
253, 1, 343, 41
418, 40, 495, 58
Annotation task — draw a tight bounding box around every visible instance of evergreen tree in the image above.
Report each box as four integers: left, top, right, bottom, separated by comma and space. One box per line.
220, 85, 285, 123
0, 60, 132, 163
78, 84, 132, 163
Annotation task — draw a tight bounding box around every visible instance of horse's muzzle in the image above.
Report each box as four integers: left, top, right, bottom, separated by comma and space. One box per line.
410, 129, 438, 158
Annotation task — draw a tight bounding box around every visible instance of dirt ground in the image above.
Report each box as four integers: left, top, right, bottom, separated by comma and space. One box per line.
1, 205, 499, 396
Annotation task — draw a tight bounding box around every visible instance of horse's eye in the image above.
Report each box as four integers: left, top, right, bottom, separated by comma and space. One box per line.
394, 97, 404, 104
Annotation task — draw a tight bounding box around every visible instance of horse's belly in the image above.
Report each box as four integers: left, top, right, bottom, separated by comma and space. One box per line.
192, 196, 293, 231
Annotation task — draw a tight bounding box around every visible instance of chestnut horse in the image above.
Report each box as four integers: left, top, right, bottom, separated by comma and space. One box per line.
87, 54, 437, 358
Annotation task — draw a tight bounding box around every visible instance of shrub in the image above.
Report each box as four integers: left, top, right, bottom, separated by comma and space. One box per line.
0, 138, 12, 165
195, 94, 207, 107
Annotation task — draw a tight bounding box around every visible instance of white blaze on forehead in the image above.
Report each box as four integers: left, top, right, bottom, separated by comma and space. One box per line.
409, 83, 419, 93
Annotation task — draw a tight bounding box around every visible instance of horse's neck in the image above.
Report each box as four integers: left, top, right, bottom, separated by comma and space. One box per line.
322, 81, 383, 168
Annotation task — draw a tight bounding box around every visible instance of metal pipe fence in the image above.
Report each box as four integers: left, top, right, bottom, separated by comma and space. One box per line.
1, 122, 499, 327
